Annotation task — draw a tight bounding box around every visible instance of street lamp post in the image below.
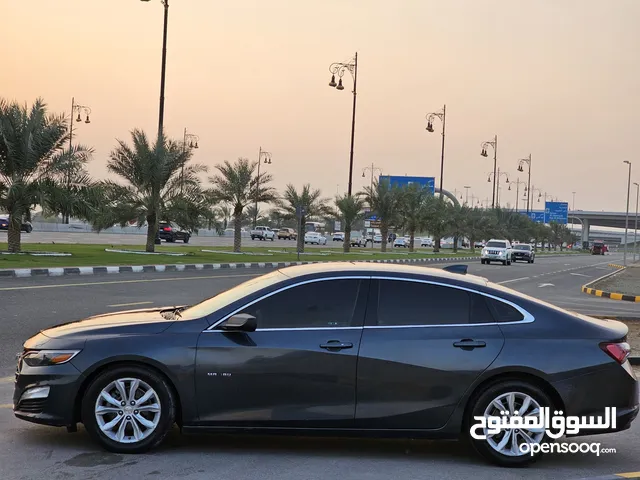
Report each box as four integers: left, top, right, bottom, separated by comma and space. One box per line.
623, 161, 632, 266
487, 168, 509, 207
426, 105, 447, 196
181, 128, 199, 195
66, 97, 91, 224
508, 178, 526, 212
517, 154, 532, 213
480, 135, 498, 208
633, 182, 639, 262
362, 163, 383, 192
571, 191, 576, 236
328, 52, 358, 196
141, 0, 169, 139
254, 147, 272, 228
463, 185, 471, 205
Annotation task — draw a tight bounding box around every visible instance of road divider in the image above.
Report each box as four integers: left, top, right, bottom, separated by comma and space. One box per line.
581, 267, 640, 303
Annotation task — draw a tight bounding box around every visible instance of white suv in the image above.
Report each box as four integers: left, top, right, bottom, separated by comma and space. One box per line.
481, 239, 513, 266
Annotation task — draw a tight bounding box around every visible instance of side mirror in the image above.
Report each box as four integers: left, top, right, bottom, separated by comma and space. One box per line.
220, 313, 257, 332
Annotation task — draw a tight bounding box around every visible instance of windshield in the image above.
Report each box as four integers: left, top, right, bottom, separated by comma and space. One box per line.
486, 241, 507, 248
513, 245, 531, 250
180, 270, 287, 319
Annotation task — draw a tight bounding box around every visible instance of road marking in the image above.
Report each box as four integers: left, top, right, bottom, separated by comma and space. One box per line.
538, 283, 555, 288
0, 273, 260, 292
0, 376, 14, 384
107, 301, 154, 308
497, 277, 530, 284
570, 273, 590, 277
0, 404, 12, 409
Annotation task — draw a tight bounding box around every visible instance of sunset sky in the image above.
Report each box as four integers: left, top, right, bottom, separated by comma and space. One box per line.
4, 0, 640, 212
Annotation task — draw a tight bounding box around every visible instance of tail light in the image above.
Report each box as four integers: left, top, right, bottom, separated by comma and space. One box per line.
600, 342, 631, 364
163, 227, 171, 232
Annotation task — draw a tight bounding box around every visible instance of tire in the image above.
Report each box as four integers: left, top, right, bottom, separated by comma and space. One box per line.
270, 237, 274, 241
183, 235, 190, 244
26, 226, 32, 233
465, 379, 554, 467
81, 365, 176, 454
507, 259, 512, 266
251, 236, 255, 240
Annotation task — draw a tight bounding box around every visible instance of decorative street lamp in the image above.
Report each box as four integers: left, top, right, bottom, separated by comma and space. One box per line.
254, 147, 272, 228
181, 128, 199, 195
141, 0, 169, 139
426, 105, 446, 196
328, 53, 358, 196
480, 135, 498, 208
509, 178, 527, 212
517, 154, 532, 213
463, 185, 471, 205
65, 97, 92, 224
362, 163, 383, 192
487, 168, 509, 207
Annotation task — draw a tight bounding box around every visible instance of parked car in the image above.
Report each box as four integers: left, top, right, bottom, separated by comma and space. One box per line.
393, 237, 409, 248
277, 228, 297, 240
474, 241, 485, 249
13, 263, 637, 467
350, 232, 366, 247
157, 222, 190, 243
0, 217, 33, 233
304, 232, 327, 245
481, 239, 513, 265
332, 232, 345, 242
421, 237, 434, 247
373, 234, 382, 244
251, 226, 275, 241
512, 243, 535, 263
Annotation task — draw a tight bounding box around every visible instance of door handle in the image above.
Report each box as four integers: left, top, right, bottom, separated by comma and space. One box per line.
320, 340, 353, 350
453, 339, 486, 350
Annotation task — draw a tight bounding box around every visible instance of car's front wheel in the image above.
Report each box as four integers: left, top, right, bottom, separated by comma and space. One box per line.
81, 365, 176, 454
466, 380, 554, 467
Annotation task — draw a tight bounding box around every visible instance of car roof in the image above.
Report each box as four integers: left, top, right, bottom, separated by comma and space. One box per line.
277, 262, 488, 286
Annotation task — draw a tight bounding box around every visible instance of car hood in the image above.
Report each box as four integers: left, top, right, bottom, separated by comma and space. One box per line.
40, 306, 186, 339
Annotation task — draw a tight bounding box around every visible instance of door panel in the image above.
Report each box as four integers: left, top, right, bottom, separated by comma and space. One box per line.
356, 324, 504, 429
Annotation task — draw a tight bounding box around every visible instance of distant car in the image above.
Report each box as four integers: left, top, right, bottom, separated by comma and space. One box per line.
373, 234, 382, 244
421, 237, 434, 247
251, 226, 275, 241
333, 232, 345, 242
512, 243, 535, 263
350, 232, 366, 247
393, 237, 409, 248
591, 241, 605, 255
158, 222, 190, 243
277, 228, 297, 240
481, 239, 513, 265
0, 217, 33, 233
474, 241, 485, 249
304, 232, 327, 245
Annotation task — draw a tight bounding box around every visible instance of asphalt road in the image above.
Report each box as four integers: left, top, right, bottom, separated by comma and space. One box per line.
0, 253, 638, 480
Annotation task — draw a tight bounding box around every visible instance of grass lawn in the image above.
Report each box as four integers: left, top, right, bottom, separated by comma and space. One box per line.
0, 243, 481, 269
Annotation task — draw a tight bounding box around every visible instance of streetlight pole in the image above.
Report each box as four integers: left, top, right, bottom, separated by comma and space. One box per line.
487, 168, 509, 208
254, 147, 272, 228
480, 135, 498, 208
464, 185, 471, 206
508, 179, 526, 212
633, 182, 639, 262
362, 163, 382, 192
623, 161, 632, 266
571, 191, 576, 236
181, 128, 199, 195
141, 0, 169, 139
517, 154, 532, 213
426, 105, 446, 196
328, 52, 358, 196
66, 97, 91, 224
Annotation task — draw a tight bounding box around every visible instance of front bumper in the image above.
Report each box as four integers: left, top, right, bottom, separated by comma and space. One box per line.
13, 363, 83, 427
481, 254, 507, 261
513, 253, 532, 260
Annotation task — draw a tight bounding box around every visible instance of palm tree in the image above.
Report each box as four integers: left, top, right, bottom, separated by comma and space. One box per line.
335, 194, 366, 252
209, 157, 276, 252
446, 204, 470, 253
463, 207, 491, 252
0, 98, 94, 252
277, 184, 331, 253
422, 195, 449, 252
397, 184, 429, 252
91, 129, 207, 252
362, 179, 402, 252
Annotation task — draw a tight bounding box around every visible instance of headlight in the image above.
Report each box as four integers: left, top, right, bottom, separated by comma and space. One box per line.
498, 251, 504, 256
22, 350, 80, 367
481, 248, 487, 255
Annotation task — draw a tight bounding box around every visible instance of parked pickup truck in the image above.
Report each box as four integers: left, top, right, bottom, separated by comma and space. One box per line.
250, 226, 275, 241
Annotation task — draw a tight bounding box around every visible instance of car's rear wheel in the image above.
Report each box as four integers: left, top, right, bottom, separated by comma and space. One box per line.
82, 365, 176, 454
466, 380, 554, 467
183, 235, 190, 244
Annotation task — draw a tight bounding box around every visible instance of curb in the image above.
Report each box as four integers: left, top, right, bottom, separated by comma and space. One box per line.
0, 256, 480, 278
608, 263, 625, 269
581, 267, 640, 303
578, 474, 640, 480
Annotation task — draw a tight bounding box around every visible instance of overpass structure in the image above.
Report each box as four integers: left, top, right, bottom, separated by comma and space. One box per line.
569, 211, 639, 245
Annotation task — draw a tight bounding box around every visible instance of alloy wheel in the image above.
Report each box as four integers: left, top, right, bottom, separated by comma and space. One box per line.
94, 377, 161, 444
482, 391, 545, 457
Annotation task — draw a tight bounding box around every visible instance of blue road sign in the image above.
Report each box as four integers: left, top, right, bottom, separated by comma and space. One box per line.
520, 211, 545, 223
379, 175, 436, 195
545, 201, 569, 224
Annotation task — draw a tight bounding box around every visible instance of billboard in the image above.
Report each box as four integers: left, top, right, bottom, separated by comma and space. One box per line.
379, 175, 435, 195
545, 201, 569, 224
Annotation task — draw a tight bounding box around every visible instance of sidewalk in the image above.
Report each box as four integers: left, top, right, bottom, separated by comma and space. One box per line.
592, 263, 640, 297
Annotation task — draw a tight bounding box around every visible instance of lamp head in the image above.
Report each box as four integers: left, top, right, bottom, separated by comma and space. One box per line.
336, 78, 344, 90
329, 74, 337, 88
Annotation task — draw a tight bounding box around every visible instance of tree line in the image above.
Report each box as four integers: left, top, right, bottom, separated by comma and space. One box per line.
0, 98, 577, 254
